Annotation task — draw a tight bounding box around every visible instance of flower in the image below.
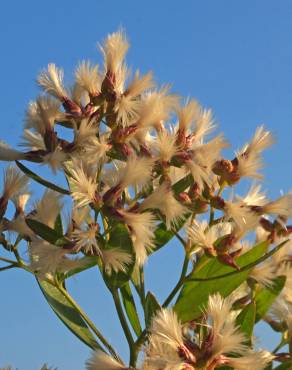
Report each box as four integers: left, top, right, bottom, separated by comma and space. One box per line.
119, 210, 156, 265
37, 64, 67, 100
140, 182, 187, 229
86, 351, 125, 370
67, 160, 98, 208
75, 61, 101, 96
0, 141, 26, 161
1, 166, 29, 200
31, 190, 63, 228
101, 248, 132, 275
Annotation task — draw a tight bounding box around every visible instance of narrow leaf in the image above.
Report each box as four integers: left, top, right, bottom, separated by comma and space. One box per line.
145, 291, 161, 328
54, 214, 63, 235
120, 283, 142, 337
255, 275, 286, 322
103, 224, 136, 289
26, 218, 70, 246
236, 302, 256, 339
172, 174, 193, 195
37, 279, 101, 350
65, 256, 99, 279
174, 241, 268, 322
16, 160, 70, 195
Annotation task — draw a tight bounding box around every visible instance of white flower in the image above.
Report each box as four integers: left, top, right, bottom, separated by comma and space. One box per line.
75, 61, 101, 95
86, 351, 125, 370
237, 183, 267, 206
150, 309, 184, 350
262, 193, 292, 217
120, 210, 156, 265
205, 294, 247, 358
25, 96, 61, 135
153, 129, 178, 163
71, 223, 100, 254
42, 147, 67, 173
140, 182, 187, 229
226, 350, 274, 370
20, 129, 46, 151
193, 109, 216, 142
37, 63, 67, 100
0, 141, 25, 161
176, 99, 201, 132
102, 248, 132, 275
83, 135, 110, 164
32, 190, 63, 228
224, 200, 259, 234
115, 71, 155, 127
99, 30, 129, 74
73, 118, 98, 147
242, 125, 274, 157
137, 87, 179, 129
1, 166, 29, 199
117, 155, 154, 190
67, 160, 98, 208
29, 240, 78, 277
187, 220, 231, 251
236, 153, 264, 179
250, 259, 276, 287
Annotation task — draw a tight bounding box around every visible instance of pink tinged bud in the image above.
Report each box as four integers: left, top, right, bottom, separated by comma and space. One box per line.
259, 217, 274, 232
0, 196, 8, 218
174, 151, 193, 163
62, 97, 82, 116
120, 143, 133, 157
139, 144, 152, 157
211, 196, 225, 210
44, 129, 58, 152
178, 192, 192, 204
101, 71, 116, 97
218, 252, 240, 270
176, 128, 187, 147
103, 185, 122, 205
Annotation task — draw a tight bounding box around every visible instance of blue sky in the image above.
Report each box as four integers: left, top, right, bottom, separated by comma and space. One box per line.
0, 1, 292, 369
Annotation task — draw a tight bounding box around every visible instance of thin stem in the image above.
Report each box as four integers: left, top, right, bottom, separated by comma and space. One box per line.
139, 267, 146, 308
0, 256, 17, 264
0, 264, 18, 272
111, 289, 136, 366
163, 254, 189, 307
57, 284, 122, 363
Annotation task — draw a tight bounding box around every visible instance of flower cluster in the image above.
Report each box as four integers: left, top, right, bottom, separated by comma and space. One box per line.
0, 30, 292, 369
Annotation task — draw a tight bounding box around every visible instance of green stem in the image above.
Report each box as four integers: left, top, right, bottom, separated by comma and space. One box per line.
111, 289, 136, 366
0, 256, 17, 264
139, 267, 146, 308
163, 254, 189, 307
57, 284, 122, 363
0, 264, 18, 272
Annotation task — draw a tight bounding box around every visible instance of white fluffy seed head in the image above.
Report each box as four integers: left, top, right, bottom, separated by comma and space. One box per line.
99, 30, 129, 74
75, 61, 101, 95
37, 63, 67, 99
86, 351, 125, 370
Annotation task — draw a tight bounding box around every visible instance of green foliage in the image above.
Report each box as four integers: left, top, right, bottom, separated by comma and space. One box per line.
255, 276, 286, 322
120, 283, 142, 336
174, 241, 268, 322
37, 279, 101, 350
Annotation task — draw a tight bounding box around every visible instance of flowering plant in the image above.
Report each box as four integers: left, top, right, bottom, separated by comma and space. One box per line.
0, 31, 292, 370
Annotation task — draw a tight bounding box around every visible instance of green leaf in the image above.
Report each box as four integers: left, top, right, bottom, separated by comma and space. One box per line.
65, 256, 99, 279
255, 275, 286, 322
145, 291, 161, 328
174, 241, 268, 322
236, 302, 256, 339
172, 174, 193, 195
120, 283, 142, 337
103, 224, 135, 289
151, 216, 189, 255
54, 214, 63, 235
273, 362, 292, 370
16, 160, 70, 195
26, 218, 70, 246
37, 279, 101, 350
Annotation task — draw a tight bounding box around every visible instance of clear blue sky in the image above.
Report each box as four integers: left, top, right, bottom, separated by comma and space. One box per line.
1, 1, 292, 369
